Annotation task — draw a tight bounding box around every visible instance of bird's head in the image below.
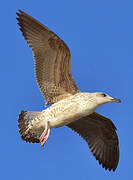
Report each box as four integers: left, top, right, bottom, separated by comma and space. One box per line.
94, 92, 121, 106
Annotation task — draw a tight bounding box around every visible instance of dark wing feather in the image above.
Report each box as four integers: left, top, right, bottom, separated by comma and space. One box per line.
16, 10, 79, 105
67, 112, 119, 171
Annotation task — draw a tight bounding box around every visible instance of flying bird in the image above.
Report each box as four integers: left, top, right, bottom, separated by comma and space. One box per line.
16, 10, 121, 172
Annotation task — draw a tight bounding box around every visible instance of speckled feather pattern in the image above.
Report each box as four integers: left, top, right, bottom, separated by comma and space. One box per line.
17, 10, 120, 172
16, 10, 79, 106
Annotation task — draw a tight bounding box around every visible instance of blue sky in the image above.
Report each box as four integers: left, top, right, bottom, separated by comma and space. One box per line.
1, 0, 132, 179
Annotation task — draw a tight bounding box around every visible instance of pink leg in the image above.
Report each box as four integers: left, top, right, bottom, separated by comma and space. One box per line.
40, 128, 50, 148
40, 123, 48, 142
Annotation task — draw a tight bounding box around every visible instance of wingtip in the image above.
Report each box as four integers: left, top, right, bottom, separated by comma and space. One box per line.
18, 9, 24, 14
16, 10, 27, 22
16, 9, 25, 16
16, 12, 20, 17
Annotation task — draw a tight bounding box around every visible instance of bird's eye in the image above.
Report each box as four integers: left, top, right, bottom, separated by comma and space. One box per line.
101, 93, 107, 97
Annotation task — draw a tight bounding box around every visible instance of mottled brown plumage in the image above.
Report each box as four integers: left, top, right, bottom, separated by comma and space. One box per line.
67, 112, 119, 171
17, 10, 79, 106
17, 10, 120, 172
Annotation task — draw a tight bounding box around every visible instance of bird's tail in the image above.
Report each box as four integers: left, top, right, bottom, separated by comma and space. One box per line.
18, 110, 45, 143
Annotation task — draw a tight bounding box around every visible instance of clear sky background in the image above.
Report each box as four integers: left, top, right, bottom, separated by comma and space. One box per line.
1, 0, 132, 179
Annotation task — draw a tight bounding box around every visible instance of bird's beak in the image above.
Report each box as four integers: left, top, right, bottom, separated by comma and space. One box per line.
111, 98, 121, 103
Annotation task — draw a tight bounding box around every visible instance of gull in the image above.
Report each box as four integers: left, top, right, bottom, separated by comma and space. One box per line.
16, 10, 121, 171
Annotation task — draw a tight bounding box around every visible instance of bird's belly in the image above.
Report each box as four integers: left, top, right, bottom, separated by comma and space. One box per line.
49, 113, 81, 128
44, 94, 97, 128
47, 104, 95, 128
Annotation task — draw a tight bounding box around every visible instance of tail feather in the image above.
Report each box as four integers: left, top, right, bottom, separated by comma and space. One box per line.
18, 110, 45, 143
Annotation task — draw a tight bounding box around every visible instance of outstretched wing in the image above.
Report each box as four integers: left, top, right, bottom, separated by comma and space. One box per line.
67, 112, 119, 171
16, 10, 79, 105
